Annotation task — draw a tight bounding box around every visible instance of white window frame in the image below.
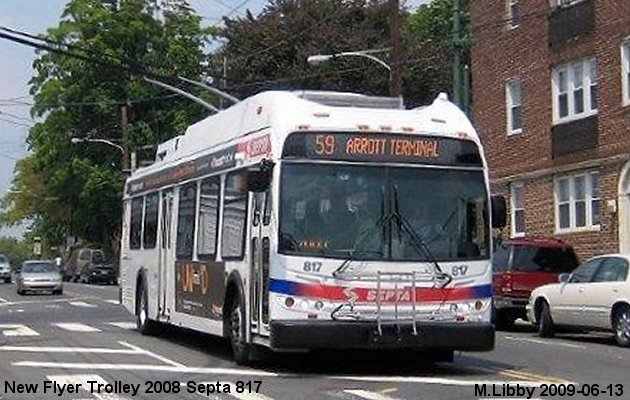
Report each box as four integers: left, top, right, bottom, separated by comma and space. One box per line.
510, 183, 525, 237
556, 0, 585, 7
622, 40, 630, 106
554, 171, 601, 233
507, 0, 520, 28
552, 58, 597, 124
506, 78, 522, 135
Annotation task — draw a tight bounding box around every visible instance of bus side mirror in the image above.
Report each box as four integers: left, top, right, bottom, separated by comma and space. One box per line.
491, 195, 507, 229
246, 159, 274, 193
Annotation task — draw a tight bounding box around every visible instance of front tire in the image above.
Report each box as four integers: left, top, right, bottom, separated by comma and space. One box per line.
4, 278, 10, 284
538, 301, 555, 338
613, 307, 630, 347
136, 280, 157, 335
227, 294, 251, 365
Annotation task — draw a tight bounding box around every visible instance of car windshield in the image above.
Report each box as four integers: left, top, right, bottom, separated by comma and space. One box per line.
0, 254, 7, 263
22, 262, 57, 273
510, 245, 578, 273
279, 163, 489, 261
91, 251, 105, 263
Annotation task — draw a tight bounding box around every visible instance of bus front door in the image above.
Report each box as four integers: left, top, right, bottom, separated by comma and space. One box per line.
249, 191, 271, 336
158, 189, 173, 319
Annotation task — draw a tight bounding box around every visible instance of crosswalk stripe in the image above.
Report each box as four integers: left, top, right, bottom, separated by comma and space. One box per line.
47, 374, 131, 400
107, 322, 136, 330
104, 299, 120, 305
0, 324, 39, 336
69, 301, 97, 308
54, 323, 101, 332
344, 389, 403, 400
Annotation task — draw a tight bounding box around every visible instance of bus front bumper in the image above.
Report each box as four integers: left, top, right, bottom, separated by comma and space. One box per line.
269, 320, 494, 351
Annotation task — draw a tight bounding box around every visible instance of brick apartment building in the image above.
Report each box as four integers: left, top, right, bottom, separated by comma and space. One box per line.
471, 0, 630, 260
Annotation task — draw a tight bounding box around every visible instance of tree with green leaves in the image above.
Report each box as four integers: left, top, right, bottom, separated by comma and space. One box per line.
1, 0, 212, 254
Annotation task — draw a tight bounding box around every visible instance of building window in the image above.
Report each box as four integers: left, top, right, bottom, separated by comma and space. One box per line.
622, 41, 630, 106
554, 171, 601, 232
221, 172, 248, 259
510, 183, 525, 236
508, 0, 520, 28
506, 79, 522, 134
556, 0, 584, 6
143, 192, 159, 249
552, 58, 597, 124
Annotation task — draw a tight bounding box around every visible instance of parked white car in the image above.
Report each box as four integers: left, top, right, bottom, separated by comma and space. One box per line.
527, 254, 630, 347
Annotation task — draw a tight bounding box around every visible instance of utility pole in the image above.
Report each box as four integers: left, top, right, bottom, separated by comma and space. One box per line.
452, 0, 462, 109
121, 103, 131, 177
389, 0, 403, 98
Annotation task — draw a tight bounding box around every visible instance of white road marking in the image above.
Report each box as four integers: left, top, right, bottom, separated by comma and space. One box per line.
0, 295, 8, 303
54, 323, 101, 332
118, 341, 186, 367
0, 296, 96, 307
69, 301, 97, 308
0, 324, 39, 336
0, 345, 141, 354
107, 322, 136, 330
104, 299, 120, 305
47, 374, 131, 400
503, 335, 586, 349
328, 376, 563, 387
344, 389, 403, 400
222, 381, 275, 400
14, 361, 278, 376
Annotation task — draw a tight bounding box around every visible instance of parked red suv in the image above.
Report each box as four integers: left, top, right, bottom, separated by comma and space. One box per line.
492, 237, 579, 329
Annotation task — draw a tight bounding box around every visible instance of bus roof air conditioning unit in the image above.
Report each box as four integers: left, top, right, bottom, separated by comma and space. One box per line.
293, 90, 404, 109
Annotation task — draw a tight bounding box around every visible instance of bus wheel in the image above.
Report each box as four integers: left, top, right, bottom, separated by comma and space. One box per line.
228, 295, 251, 365
136, 281, 157, 335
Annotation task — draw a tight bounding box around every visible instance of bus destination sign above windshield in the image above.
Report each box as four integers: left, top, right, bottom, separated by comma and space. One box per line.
282, 132, 482, 166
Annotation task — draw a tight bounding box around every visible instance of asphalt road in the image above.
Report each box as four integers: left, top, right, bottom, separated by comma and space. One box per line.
0, 280, 628, 400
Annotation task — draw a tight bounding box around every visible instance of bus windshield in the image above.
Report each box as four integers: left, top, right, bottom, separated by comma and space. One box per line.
279, 163, 489, 261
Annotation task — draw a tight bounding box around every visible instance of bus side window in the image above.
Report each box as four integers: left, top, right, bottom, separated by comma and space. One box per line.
197, 177, 220, 260
176, 183, 197, 260
221, 172, 248, 259
143, 192, 159, 249
130, 197, 144, 250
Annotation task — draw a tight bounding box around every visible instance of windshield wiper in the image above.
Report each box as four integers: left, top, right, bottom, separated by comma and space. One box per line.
389, 185, 451, 285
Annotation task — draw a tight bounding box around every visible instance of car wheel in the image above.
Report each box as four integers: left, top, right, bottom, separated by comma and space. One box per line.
227, 294, 251, 365
614, 307, 630, 347
136, 280, 157, 335
53, 289, 63, 296
538, 301, 555, 338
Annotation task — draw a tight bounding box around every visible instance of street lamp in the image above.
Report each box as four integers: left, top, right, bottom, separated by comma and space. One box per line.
307, 48, 392, 82
71, 137, 124, 153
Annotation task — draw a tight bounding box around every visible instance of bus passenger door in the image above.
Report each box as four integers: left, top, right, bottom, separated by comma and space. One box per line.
158, 189, 173, 318
250, 190, 271, 336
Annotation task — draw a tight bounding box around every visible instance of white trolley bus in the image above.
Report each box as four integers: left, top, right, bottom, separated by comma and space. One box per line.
120, 90, 506, 364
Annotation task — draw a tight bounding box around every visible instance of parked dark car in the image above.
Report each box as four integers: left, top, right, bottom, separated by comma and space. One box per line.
79, 262, 117, 285
492, 237, 579, 329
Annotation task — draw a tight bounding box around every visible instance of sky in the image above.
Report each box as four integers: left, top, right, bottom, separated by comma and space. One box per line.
0, 0, 430, 238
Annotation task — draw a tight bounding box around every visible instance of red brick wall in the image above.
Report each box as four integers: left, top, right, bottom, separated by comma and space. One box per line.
472, 0, 630, 260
